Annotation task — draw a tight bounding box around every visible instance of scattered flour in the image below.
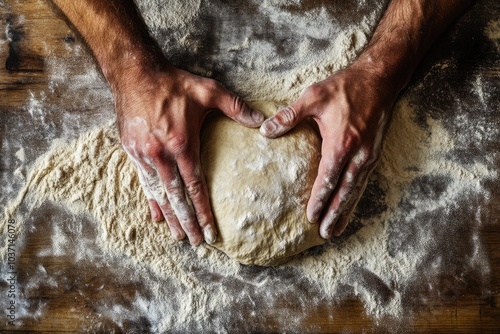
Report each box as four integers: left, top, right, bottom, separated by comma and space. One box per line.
138, 0, 202, 29
485, 19, 500, 50
136, 0, 389, 103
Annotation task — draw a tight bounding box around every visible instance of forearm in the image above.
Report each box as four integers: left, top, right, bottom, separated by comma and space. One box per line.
51, 0, 164, 91
353, 0, 475, 95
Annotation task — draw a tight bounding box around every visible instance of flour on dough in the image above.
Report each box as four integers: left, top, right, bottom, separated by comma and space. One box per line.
202, 101, 324, 266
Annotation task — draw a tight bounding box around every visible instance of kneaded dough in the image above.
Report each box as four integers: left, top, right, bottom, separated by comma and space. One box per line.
201, 101, 325, 266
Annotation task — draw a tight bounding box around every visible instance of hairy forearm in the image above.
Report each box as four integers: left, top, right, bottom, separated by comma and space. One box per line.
353, 0, 475, 95
51, 0, 164, 90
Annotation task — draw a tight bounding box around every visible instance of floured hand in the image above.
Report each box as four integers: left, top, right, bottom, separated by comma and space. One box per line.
260, 65, 395, 238
117, 64, 264, 245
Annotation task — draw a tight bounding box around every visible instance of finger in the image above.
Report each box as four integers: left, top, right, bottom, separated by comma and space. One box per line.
147, 199, 162, 222
157, 198, 187, 241
332, 177, 369, 237
135, 160, 186, 240
214, 86, 264, 127
333, 150, 379, 237
319, 149, 374, 239
156, 160, 203, 245
306, 140, 351, 224
332, 212, 351, 238
259, 101, 306, 138
318, 160, 365, 239
131, 158, 164, 221
176, 153, 217, 244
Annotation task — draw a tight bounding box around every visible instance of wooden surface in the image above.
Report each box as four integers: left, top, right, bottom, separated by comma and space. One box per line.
1, 0, 499, 332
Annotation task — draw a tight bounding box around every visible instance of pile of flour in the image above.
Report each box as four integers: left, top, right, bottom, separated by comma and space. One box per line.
1, 0, 498, 332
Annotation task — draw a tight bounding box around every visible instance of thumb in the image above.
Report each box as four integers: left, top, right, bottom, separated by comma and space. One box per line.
259, 103, 305, 138
214, 87, 264, 128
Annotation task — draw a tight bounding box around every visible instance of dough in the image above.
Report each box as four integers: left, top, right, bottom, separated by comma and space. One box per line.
201, 101, 325, 266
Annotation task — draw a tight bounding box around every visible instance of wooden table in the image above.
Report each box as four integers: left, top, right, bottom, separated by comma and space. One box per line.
1, 0, 499, 332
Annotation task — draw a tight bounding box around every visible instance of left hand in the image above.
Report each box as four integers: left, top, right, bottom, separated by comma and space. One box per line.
260, 64, 397, 238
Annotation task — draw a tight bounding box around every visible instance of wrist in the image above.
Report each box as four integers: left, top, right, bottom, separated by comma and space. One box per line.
110, 55, 180, 122
100, 41, 168, 92
52, 0, 168, 94
347, 53, 406, 102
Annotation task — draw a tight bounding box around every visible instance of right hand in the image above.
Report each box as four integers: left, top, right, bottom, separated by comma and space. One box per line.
114, 64, 264, 245
260, 65, 395, 239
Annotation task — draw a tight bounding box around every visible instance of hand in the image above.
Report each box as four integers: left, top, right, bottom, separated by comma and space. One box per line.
116, 64, 264, 245
260, 64, 397, 239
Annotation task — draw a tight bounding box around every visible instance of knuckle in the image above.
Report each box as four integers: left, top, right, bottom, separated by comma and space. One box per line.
179, 218, 199, 234
185, 178, 204, 198
143, 137, 164, 159
276, 106, 297, 127
321, 172, 338, 191
165, 180, 184, 198
231, 95, 245, 116
302, 82, 331, 100
206, 78, 222, 93
302, 83, 321, 97
200, 79, 221, 103
337, 185, 352, 204
341, 128, 362, 152
167, 133, 189, 156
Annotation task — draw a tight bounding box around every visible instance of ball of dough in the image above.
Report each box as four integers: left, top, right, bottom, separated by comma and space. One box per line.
201, 101, 325, 266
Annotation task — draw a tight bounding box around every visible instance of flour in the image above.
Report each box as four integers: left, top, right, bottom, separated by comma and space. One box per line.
1, 0, 498, 332
137, 0, 202, 29
485, 19, 500, 50
2, 96, 495, 329
136, 0, 388, 103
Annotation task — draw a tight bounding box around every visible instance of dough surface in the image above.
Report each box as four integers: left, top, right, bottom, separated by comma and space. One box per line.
201, 101, 325, 266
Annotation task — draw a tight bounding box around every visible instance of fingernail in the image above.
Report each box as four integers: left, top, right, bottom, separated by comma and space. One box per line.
320, 224, 333, 239
307, 212, 318, 224
251, 109, 264, 124
191, 234, 203, 246
172, 228, 184, 241
151, 207, 160, 221
307, 205, 321, 224
203, 225, 217, 244
260, 119, 277, 136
